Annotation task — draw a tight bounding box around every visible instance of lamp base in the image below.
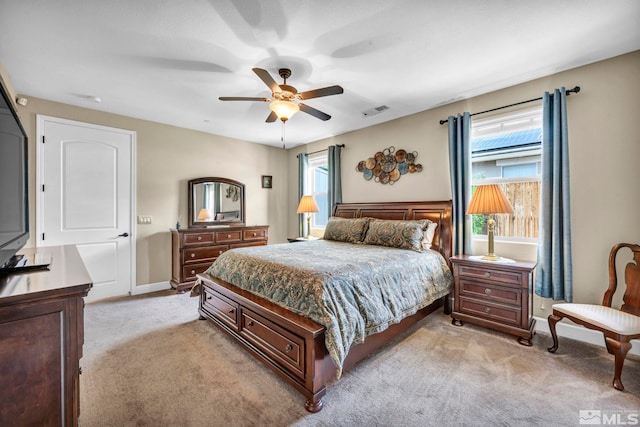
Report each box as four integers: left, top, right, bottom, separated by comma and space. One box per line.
480, 254, 501, 261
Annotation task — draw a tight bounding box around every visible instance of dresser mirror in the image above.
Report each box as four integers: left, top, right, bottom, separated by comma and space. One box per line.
188, 177, 245, 227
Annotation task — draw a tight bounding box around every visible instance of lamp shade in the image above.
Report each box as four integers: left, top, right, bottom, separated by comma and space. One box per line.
197, 208, 212, 220
466, 184, 514, 215
269, 100, 300, 122
296, 195, 320, 214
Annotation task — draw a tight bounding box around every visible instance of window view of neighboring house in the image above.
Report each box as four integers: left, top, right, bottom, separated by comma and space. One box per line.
307, 153, 329, 229
471, 108, 542, 242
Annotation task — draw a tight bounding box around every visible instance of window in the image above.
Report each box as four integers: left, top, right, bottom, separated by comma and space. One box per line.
307, 153, 329, 228
471, 107, 542, 242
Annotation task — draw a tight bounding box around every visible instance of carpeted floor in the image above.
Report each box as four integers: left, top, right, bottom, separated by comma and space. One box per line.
79, 290, 640, 427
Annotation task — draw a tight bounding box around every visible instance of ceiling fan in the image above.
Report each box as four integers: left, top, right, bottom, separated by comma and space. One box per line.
219, 68, 343, 123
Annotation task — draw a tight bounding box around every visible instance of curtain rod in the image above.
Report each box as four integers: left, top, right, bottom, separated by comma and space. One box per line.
300, 144, 346, 157
438, 86, 580, 125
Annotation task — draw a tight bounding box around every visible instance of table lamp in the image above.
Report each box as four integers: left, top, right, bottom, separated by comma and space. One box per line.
197, 208, 211, 221
466, 184, 514, 261
296, 195, 320, 239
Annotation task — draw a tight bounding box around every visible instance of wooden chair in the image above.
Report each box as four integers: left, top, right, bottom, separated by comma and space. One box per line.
547, 243, 640, 391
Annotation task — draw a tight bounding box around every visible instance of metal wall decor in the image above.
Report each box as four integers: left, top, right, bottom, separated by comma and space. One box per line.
356, 146, 422, 184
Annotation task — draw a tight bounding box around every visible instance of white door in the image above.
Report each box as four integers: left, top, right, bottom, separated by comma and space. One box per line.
36, 115, 135, 301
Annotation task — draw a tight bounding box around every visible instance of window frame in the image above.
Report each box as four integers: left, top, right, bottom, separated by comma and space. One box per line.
470, 107, 542, 244
306, 152, 329, 231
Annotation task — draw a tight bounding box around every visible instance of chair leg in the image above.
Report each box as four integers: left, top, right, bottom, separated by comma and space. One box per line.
604, 337, 632, 391
547, 313, 562, 353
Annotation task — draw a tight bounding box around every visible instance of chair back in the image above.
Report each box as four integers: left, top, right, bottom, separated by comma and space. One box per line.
602, 243, 640, 316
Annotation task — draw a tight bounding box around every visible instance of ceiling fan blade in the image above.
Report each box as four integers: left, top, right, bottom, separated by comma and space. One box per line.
298, 85, 344, 100
299, 103, 331, 121
265, 111, 278, 123
219, 97, 270, 102
252, 68, 281, 93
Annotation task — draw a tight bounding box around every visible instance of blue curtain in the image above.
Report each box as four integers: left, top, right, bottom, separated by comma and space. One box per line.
448, 113, 472, 256
536, 88, 573, 302
297, 153, 308, 237
327, 145, 342, 215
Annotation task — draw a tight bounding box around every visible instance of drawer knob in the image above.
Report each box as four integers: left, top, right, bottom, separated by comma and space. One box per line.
285, 344, 293, 352
485, 307, 491, 313
252, 232, 257, 237
247, 321, 254, 327
228, 309, 235, 314
197, 236, 202, 241
206, 295, 212, 300
218, 250, 223, 255
190, 270, 195, 275
227, 234, 231, 238
484, 272, 491, 278
484, 288, 492, 295
190, 253, 195, 258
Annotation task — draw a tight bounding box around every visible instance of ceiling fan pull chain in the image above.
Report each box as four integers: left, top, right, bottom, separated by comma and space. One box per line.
281, 121, 286, 149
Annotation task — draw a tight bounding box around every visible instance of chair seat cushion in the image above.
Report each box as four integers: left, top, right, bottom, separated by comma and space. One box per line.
553, 303, 640, 336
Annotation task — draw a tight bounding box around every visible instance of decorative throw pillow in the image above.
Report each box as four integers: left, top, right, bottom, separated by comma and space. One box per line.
363, 219, 428, 252
323, 217, 371, 243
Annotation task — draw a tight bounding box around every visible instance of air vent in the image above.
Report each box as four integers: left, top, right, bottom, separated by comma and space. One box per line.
362, 105, 389, 117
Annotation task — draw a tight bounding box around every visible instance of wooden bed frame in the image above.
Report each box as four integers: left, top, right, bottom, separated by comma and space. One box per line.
196, 200, 453, 412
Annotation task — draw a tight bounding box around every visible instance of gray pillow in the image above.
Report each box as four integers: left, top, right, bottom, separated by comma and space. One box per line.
323, 217, 371, 243
363, 219, 432, 252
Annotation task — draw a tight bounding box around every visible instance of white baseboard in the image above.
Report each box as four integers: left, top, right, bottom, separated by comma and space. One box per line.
534, 316, 640, 356
130, 281, 172, 296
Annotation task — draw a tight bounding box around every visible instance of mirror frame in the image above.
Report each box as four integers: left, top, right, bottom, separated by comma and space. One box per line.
188, 177, 246, 228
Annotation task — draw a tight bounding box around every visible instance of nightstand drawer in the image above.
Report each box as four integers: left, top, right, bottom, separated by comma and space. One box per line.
459, 296, 521, 326
459, 279, 521, 307
457, 265, 522, 287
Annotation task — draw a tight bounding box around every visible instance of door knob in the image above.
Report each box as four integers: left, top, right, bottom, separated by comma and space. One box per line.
118, 232, 129, 237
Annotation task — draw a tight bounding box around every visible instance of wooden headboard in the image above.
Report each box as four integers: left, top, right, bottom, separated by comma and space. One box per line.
332, 200, 453, 262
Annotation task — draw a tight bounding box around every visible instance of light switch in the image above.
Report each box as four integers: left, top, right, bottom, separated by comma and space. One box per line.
137, 216, 152, 224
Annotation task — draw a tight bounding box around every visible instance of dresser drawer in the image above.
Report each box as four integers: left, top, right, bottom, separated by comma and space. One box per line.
216, 231, 242, 244
457, 265, 522, 287
230, 241, 268, 249
183, 245, 228, 264
459, 296, 521, 326
243, 228, 268, 241
202, 287, 239, 330
184, 232, 215, 246
182, 262, 211, 282
240, 309, 304, 379
459, 279, 521, 307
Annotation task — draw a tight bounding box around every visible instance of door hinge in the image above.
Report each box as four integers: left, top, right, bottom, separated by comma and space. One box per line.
42, 135, 45, 143
41, 184, 45, 192
42, 233, 45, 241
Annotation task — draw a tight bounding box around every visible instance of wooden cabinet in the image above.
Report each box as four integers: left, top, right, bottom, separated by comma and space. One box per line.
170, 226, 268, 293
0, 245, 92, 426
450, 255, 536, 346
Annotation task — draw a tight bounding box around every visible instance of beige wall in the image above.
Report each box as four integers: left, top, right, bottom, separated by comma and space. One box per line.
4, 51, 638, 308
10, 98, 289, 287
289, 51, 640, 317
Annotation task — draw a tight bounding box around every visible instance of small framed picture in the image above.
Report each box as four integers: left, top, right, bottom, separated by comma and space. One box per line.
261, 175, 272, 189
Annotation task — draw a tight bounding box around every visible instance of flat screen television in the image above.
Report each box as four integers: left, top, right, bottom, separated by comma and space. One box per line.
0, 80, 29, 269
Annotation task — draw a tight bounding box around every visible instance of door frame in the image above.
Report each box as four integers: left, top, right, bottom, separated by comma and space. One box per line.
35, 115, 137, 296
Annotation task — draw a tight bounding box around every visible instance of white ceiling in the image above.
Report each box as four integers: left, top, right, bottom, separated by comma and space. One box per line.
1, 0, 639, 148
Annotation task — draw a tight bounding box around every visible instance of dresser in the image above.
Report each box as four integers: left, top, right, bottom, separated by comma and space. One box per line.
171, 225, 269, 293
0, 245, 92, 426
450, 255, 536, 346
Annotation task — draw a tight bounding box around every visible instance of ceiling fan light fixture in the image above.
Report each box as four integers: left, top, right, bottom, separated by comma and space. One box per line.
269, 100, 300, 122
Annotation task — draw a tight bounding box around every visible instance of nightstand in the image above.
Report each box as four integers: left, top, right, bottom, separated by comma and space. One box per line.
450, 255, 537, 346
